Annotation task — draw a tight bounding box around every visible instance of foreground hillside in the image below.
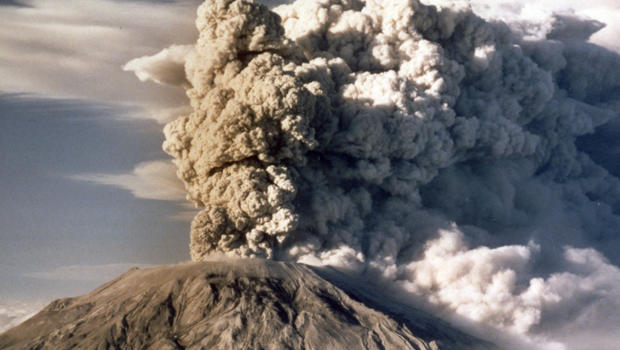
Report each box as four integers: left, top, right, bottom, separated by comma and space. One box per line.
0, 260, 497, 350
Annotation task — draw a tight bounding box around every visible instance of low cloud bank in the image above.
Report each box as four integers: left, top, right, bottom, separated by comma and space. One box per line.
0, 301, 44, 333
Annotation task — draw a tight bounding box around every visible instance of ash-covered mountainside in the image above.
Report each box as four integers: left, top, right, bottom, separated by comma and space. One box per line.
0, 260, 497, 350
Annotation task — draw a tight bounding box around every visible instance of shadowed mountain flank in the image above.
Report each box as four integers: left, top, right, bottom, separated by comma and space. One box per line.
0, 260, 497, 350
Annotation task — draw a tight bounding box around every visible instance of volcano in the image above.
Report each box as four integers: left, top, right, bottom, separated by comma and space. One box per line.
0, 260, 497, 350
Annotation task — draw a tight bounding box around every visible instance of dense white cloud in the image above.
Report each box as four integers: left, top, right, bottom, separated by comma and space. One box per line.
71, 160, 187, 201
395, 230, 620, 346
426, 0, 620, 52
0, 301, 44, 333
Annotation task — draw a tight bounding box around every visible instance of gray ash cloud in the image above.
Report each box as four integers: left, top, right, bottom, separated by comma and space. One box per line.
127, 0, 620, 347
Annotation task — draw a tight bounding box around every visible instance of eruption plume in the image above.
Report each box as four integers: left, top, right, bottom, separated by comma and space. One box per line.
135, 0, 620, 347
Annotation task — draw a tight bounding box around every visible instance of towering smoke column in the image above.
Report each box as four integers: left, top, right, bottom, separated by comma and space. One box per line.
156, 0, 620, 346
163, 0, 618, 259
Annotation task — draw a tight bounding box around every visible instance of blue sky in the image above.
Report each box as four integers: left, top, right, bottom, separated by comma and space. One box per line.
0, 94, 190, 300
0, 0, 619, 340
0, 0, 203, 314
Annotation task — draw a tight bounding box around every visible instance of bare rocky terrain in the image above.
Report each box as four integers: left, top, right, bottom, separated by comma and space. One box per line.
0, 260, 498, 350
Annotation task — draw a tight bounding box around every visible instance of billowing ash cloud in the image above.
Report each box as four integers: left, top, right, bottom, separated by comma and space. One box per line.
133, 0, 620, 347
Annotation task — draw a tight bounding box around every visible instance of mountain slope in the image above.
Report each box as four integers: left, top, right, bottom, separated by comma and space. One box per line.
0, 260, 498, 350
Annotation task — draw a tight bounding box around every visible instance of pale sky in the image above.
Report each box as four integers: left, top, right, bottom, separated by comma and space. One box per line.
0, 0, 200, 322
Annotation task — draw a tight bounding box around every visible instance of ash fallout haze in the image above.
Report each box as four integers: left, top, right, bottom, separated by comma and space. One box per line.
1, 0, 620, 349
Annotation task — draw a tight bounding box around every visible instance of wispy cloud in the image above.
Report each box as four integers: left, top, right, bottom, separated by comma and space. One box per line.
71, 160, 187, 201
0, 0, 198, 119
167, 208, 199, 222
24, 263, 156, 282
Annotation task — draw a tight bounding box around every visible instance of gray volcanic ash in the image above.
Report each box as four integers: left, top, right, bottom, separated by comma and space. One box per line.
116, 0, 620, 347
128, 0, 620, 345
0, 261, 497, 350
156, 0, 620, 265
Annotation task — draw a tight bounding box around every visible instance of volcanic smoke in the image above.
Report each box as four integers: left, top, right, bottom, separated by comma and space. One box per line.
124, 0, 620, 347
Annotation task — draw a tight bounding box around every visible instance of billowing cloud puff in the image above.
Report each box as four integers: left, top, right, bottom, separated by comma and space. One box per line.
134, 0, 620, 347
124, 45, 193, 87
397, 230, 620, 337
72, 160, 187, 201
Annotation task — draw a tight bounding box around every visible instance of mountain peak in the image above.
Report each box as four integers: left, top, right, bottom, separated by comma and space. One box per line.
0, 260, 497, 350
